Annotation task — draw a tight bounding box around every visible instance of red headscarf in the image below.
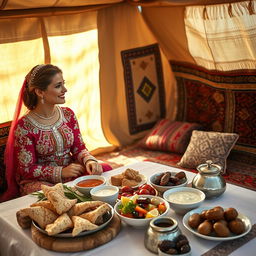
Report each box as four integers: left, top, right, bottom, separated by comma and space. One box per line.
0, 79, 27, 202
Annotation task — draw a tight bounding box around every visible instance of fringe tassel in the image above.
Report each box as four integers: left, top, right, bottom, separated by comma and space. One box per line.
248, 0, 255, 15
203, 7, 209, 20
228, 3, 233, 17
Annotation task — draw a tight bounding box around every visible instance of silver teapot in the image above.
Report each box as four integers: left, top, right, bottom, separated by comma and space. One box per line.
192, 160, 226, 199
144, 217, 181, 254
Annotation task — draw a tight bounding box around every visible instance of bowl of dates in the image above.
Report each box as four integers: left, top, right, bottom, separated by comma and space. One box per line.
149, 171, 188, 193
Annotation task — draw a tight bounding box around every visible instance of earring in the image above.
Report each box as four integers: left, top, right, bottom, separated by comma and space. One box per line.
41, 97, 44, 104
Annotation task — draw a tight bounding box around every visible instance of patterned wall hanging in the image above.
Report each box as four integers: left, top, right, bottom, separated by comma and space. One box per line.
121, 44, 165, 134
170, 61, 256, 157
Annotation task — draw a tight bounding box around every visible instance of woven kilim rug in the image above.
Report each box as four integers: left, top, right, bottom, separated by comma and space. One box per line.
121, 44, 166, 134
96, 145, 256, 191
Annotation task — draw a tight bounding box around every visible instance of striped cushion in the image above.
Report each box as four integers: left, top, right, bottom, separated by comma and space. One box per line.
140, 120, 203, 154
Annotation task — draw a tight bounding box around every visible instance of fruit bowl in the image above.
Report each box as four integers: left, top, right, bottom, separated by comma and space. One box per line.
114, 195, 169, 229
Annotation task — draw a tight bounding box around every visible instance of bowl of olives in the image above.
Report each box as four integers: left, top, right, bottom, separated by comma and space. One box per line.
183, 206, 252, 241
149, 171, 188, 194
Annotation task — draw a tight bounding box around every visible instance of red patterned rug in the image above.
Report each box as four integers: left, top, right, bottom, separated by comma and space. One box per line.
96, 145, 256, 191
171, 61, 256, 159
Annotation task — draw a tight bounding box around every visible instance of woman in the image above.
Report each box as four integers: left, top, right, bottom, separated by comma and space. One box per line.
1, 64, 111, 201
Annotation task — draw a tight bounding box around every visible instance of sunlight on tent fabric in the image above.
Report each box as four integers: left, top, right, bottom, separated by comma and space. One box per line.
0, 39, 44, 122
48, 29, 111, 151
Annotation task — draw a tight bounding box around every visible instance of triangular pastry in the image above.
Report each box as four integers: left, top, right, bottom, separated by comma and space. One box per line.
68, 201, 104, 216
22, 206, 58, 229
45, 213, 73, 236
71, 216, 98, 237
16, 209, 32, 229
79, 203, 111, 224
48, 191, 77, 215
41, 183, 64, 198
30, 200, 56, 213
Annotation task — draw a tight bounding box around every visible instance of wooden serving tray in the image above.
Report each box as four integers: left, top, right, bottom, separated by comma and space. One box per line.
31, 214, 121, 252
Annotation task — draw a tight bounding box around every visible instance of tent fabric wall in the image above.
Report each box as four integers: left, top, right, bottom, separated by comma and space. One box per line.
142, 6, 195, 64
185, 1, 256, 71
0, 0, 123, 10
0, 0, 244, 11
97, 3, 174, 146
0, 11, 111, 151
0, 0, 255, 151
0, 18, 45, 121
127, 0, 244, 7
142, 2, 256, 159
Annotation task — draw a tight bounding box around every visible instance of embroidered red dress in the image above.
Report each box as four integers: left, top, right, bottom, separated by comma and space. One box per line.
14, 106, 97, 195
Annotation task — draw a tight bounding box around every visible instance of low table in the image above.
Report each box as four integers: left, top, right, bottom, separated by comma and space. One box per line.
0, 162, 255, 256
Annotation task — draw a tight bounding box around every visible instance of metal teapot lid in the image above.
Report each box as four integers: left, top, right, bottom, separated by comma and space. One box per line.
197, 160, 222, 174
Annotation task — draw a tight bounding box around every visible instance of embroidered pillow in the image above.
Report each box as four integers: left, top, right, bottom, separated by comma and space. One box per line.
178, 130, 239, 173
140, 119, 203, 154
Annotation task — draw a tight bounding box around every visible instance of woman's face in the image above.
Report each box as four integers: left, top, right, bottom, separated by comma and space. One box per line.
43, 72, 67, 105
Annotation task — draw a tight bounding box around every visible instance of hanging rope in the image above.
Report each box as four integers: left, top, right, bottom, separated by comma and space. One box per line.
248, 0, 255, 15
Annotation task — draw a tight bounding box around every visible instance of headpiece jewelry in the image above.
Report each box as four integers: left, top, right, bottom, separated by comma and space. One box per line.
29, 64, 45, 86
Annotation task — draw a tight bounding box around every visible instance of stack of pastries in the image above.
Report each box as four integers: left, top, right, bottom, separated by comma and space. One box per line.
111, 168, 142, 187
16, 183, 111, 237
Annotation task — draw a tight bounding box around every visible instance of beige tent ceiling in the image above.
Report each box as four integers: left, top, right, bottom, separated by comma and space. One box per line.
0, 0, 245, 12
0, 0, 123, 10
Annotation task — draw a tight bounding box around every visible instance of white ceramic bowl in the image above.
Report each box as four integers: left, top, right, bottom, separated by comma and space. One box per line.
158, 248, 191, 256
163, 187, 205, 215
149, 172, 188, 194
114, 195, 169, 229
90, 185, 119, 206
73, 175, 106, 195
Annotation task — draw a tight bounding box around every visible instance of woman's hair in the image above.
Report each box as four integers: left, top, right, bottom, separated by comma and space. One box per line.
23, 64, 62, 110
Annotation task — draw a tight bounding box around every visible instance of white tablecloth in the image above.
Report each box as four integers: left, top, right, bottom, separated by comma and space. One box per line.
0, 162, 255, 256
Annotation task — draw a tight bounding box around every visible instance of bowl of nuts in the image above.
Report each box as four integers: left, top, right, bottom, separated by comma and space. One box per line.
149, 171, 188, 194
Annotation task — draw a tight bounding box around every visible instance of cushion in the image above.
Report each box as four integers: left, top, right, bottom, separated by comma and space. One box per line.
140, 119, 203, 154
178, 130, 239, 173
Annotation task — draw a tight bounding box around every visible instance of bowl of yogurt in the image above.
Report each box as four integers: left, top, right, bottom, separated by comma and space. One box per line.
163, 187, 205, 215
90, 185, 119, 205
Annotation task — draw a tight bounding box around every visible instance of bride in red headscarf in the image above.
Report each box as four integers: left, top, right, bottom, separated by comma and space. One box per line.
1, 64, 112, 202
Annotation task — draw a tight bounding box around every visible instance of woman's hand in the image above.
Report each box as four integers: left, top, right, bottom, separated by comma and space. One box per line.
62, 163, 85, 179
85, 160, 103, 175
